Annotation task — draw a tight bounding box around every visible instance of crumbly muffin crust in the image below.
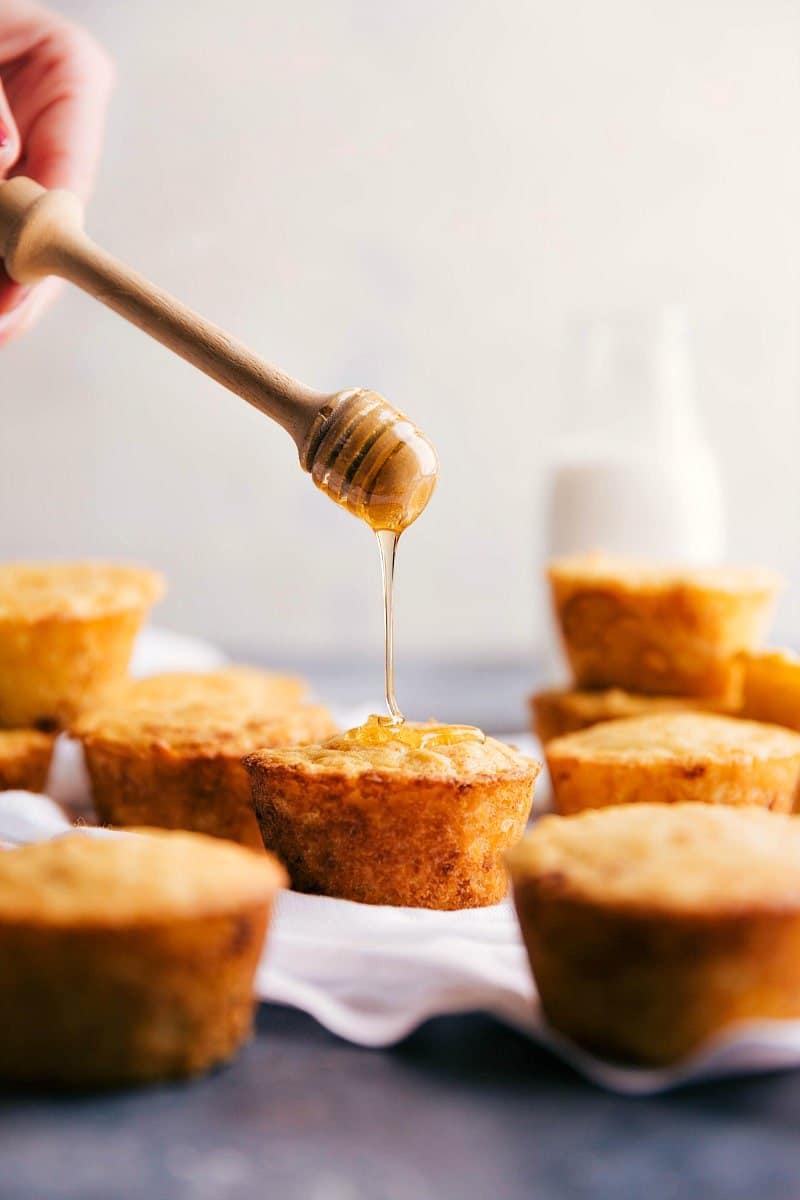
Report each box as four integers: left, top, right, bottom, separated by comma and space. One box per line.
509, 803, 800, 1064
545, 712, 800, 815
0, 562, 164, 621
529, 686, 737, 744
74, 698, 337, 849
254, 725, 532, 781
548, 553, 778, 697
549, 556, 779, 594
0, 829, 285, 1086
509, 803, 800, 912
246, 722, 540, 909
0, 829, 284, 922
110, 666, 306, 713
74, 700, 335, 756
548, 711, 800, 763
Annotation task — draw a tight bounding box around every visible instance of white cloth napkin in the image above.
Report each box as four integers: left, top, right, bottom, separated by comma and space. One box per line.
6, 627, 800, 1094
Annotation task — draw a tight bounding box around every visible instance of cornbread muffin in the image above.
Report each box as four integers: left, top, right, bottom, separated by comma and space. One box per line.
245, 716, 540, 909
0, 729, 56, 792
0, 830, 285, 1086
741, 650, 800, 732
111, 666, 306, 712
74, 700, 337, 849
546, 712, 800, 815
548, 554, 778, 697
0, 562, 164, 729
508, 804, 800, 1065
530, 686, 738, 744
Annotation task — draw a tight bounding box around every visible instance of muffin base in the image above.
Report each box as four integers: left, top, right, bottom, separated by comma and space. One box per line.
741, 652, 800, 732
84, 742, 266, 850
247, 765, 537, 909
512, 883, 800, 1065
549, 570, 772, 697
0, 900, 270, 1087
0, 608, 149, 730
0, 731, 55, 792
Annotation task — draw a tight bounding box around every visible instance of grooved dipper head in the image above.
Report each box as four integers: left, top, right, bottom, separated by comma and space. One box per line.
300, 389, 439, 533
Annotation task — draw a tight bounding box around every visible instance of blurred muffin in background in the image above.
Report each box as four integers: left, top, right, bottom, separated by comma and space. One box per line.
0, 729, 56, 793
111, 665, 306, 712
0, 829, 285, 1086
544, 712, 800, 816
530, 685, 739, 744
73, 671, 336, 849
740, 650, 800, 733
0, 562, 164, 730
548, 554, 778, 698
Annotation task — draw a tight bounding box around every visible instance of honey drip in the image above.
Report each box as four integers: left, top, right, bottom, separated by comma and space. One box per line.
376, 529, 402, 722
300, 388, 440, 722
301, 388, 441, 726
341, 713, 486, 750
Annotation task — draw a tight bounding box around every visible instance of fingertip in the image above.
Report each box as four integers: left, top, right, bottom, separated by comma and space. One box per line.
0, 82, 21, 174
58, 21, 116, 97
0, 125, 21, 176
15, 24, 114, 199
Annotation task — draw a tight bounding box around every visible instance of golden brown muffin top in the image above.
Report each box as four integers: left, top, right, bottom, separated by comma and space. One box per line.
548, 553, 780, 597
531, 687, 733, 723
0, 830, 285, 925
0, 562, 164, 621
73, 699, 337, 756
508, 803, 800, 913
246, 715, 538, 781
109, 666, 306, 712
546, 712, 800, 764
0, 729, 55, 759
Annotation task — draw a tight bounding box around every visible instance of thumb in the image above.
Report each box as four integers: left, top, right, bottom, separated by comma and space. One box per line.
0, 79, 21, 176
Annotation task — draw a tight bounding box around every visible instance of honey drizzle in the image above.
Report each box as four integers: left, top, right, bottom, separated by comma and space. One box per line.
376, 529, 402, 722
340, 713, 486, 749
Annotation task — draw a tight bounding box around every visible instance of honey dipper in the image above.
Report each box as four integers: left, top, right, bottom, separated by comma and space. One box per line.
0, 177, 438, 533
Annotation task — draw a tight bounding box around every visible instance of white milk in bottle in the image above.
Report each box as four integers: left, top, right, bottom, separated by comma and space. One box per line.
543, 308, 725, 675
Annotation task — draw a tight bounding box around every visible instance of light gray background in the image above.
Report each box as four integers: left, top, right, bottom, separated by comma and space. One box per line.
1, 0, 798, 658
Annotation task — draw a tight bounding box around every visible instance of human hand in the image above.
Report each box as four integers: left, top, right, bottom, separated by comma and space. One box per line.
0, 0, 113, 345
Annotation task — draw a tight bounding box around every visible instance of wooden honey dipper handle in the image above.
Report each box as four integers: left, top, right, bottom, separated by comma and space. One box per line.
0, 177, 325, 447
0, 177, 439, 533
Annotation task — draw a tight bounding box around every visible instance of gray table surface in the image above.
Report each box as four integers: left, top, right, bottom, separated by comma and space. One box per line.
3, 659, 800, 1199
3, 1007, 800, 1200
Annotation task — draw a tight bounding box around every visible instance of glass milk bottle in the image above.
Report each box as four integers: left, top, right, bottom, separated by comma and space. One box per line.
543, 307, 725, 675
